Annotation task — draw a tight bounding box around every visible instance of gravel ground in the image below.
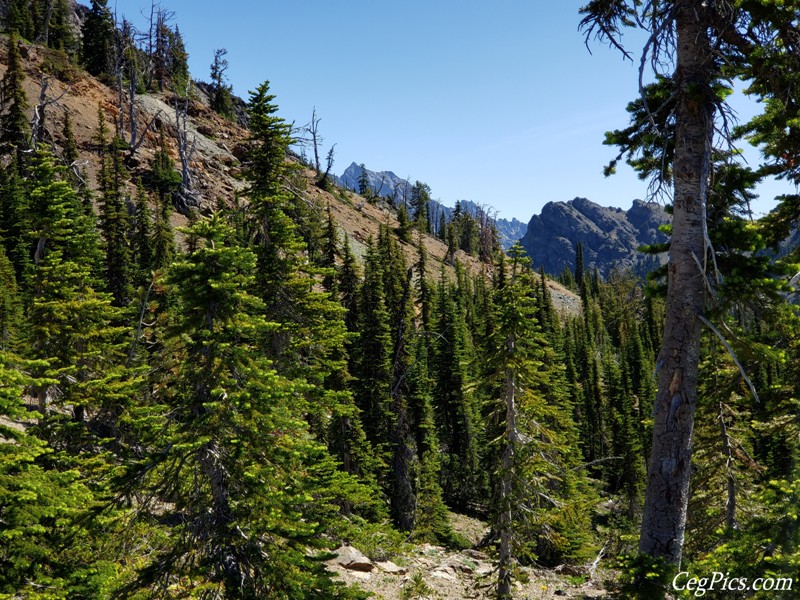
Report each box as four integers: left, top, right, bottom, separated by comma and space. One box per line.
327, 513, 608, 599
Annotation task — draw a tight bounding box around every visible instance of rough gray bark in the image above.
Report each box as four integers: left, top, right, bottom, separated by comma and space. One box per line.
389, 402, 415, 532
638, 0, 715, 566
198, 440, 244, 590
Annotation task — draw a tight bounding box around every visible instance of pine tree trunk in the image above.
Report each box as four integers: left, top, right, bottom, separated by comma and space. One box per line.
36, 0, 55, 45
638, 0, 714, 567
497, 348, 517, 599
390, 404, 415, 531
389, 271, 416, 532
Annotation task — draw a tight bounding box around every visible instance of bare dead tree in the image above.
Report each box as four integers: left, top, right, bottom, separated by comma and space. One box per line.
305, 107, 322, 174
29, 75, 70, 150
317, 143, 336, 189
148, 5, 176, 91
145, 1, 156, 62
173, 81, 196, 191
142, 1, 158, 89
400, 177, 411, 209
374, 174, 387, 200
111, 18, 161, 157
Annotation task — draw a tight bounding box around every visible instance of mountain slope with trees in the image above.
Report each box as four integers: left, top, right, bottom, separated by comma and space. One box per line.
338, 161, 528, 251
0, 2, 797, 600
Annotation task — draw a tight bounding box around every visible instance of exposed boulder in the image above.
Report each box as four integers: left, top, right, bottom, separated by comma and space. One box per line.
329, 544, 375, 572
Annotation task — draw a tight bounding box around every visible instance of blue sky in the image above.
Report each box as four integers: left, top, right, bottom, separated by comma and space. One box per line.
114, 0, 790, 222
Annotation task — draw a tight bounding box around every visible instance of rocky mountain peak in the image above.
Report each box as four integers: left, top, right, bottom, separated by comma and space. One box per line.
519, 197, 669, 278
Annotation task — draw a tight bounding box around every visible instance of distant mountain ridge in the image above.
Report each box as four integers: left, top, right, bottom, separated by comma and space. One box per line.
519, 197, 670, 279
338, 162, 410, 203
338, 162, 528, 249
337, 165, 671, 279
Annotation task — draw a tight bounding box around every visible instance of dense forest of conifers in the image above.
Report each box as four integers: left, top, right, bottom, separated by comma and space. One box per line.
0, 1, 799, 599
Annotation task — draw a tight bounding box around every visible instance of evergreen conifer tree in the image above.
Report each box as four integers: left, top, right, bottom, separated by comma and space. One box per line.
243, 83, 359, 441
574, 242, 585, 291
25, 149, 128, 429
151, 192, 176, 271
0, 160, 31, 280
45, 0, 77, 55
375, 225, 420, 530
245, 82, 292, 198
432, 269, 482, 510
357, 163, 371, 198
14, 152, 135, 598
120, 214, 367, 598
0, 350, 122, 597
351, 238, 393, 472
415, 234, 433, 332
147, 130, 183, 199
4, 0, 34, 38
573, 281, 609, 473
169, 26, 190, 88
338, 233, 360, 333
320, 204, 339, 293
61, 111, 79, 171
410, 181, 431, 234
0, 32, 30, 157
580, 0, 800, 573
81, 0, 115, 79
97, 136, 133, 306
131, 180, 154, 287
0, 245, 21, 351
209, 48, 234, 118
396, 203, 412, 243
406, 334, 456, 545
486, 244, 593, 598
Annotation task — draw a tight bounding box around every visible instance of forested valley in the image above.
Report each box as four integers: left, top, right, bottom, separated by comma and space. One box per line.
1, 1, 799, 598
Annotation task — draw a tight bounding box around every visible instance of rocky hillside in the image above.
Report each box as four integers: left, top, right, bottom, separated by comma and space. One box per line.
1, 33, 580, 314
519, 197, 670, 279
